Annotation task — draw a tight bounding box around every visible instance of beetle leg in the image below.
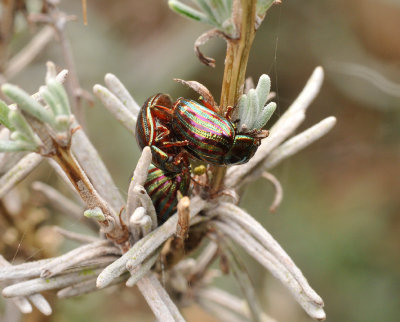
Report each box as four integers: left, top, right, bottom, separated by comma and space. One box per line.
152, 104, 174, 122
172, 150, 190, 168
224, 105, 234, 120
156, 125, 170, 141
161, 140, 189, 148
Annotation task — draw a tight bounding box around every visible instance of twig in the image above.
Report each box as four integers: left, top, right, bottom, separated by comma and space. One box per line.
176, 196, 190, 240
220, 0, 257, 110
211, 0, 258, 193
261, 172, 283, 213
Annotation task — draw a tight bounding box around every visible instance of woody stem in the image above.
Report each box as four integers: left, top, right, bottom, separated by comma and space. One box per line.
210, 0, 257, 194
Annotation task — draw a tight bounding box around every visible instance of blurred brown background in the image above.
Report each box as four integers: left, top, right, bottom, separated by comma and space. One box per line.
3, 0, 400, 321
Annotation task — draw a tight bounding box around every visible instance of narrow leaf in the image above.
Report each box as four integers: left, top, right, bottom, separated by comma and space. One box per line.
196, 0, 219, 25
40, 86, 63, 116
257, 0, 275, 16
253, 102, 276, 129
46, 80, 71, 115
84, 208, 106, 221
255, 74, 271, 108
8, 110, 37, 142
169, 0, 211, 24
0, 100, 14, 130
238, 94, 247, 124
245, 89, 259, 129
2, 84, 55, 126
0, 140, 35, 152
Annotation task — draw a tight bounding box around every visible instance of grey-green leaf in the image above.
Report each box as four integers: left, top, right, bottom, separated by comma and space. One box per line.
0, 140, 35, 152
255, 74, 271, 109
246, 89, 259, 128
40, 86, 62, 117
253, 101, 276, 129
169, 0, 211, 24
257, 0, 275, 17
2, 84, 55, 127
8, 110, 37, 141
0, 100, 14, 130
46, 80, 71, 115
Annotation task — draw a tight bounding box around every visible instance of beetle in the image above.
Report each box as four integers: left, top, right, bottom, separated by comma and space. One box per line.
154, 97, 267, 166
135, 94, 189, 173
144, 163, 191, 225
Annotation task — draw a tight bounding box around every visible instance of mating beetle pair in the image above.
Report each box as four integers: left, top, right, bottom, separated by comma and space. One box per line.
137, 92, 268, 224
136, 93, 268, 173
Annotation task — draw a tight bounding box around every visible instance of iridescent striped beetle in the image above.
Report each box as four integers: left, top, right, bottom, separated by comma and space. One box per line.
144, 163, 191, 225
154, 97, 268, 166
135, 94, 189, 173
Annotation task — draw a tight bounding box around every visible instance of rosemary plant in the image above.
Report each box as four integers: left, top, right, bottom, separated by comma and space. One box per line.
0, 1, 336, 321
